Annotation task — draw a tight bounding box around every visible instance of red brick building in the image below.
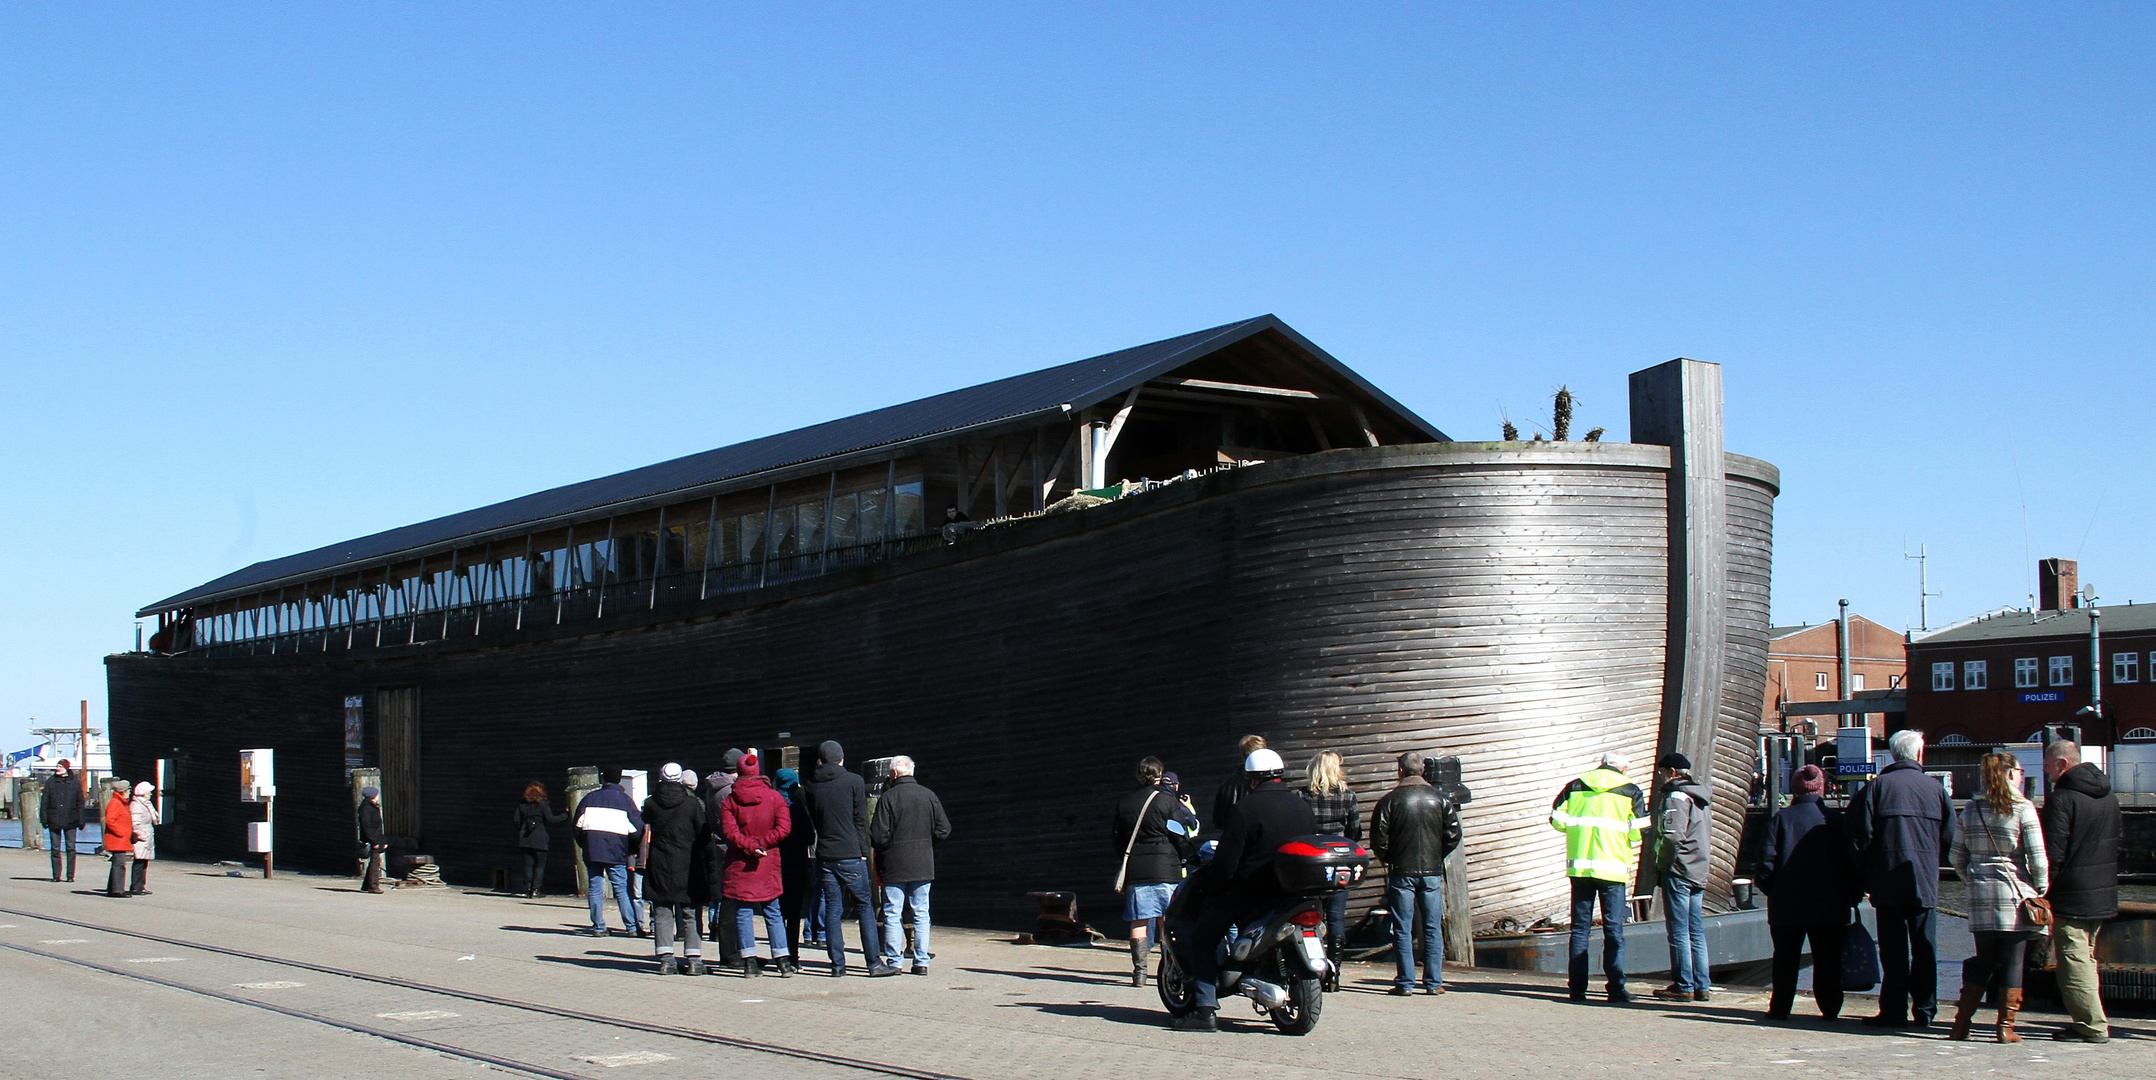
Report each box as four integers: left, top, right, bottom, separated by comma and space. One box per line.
1764, 614, 1908, 738
1902, 603, 2156, 753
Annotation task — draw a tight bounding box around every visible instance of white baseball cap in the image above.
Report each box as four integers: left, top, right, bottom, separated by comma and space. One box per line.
1244, 748, 1285, 773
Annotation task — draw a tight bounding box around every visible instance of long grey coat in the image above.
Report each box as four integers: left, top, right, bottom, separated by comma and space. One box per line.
130, 799, 156, 861
1949, 797, 2047, 933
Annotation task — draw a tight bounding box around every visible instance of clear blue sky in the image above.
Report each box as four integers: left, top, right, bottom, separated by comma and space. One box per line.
3, 7, 2151, 753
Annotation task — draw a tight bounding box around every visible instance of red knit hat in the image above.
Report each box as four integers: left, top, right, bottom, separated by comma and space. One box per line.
738, 753, 760, 777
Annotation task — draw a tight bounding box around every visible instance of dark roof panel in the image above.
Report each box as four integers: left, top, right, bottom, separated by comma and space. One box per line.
145, 315, 1444, 613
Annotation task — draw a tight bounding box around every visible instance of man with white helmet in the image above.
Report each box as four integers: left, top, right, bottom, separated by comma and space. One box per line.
1167, 746, 1318, 1032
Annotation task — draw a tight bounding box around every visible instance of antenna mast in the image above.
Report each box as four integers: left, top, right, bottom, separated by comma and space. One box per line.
1904, 541, 1941, 632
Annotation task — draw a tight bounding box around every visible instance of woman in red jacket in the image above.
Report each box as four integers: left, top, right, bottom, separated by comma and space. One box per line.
722, 754, 793, 976
102, 784, 138, 898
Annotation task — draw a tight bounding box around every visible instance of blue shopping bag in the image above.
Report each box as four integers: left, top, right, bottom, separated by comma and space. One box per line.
1842, 917, 1881, 991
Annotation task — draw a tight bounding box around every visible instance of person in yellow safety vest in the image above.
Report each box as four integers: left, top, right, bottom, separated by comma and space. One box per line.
1549, 751, 1650, 1003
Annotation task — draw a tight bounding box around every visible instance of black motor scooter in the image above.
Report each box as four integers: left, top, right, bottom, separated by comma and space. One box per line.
1156, 832, 1368, 1035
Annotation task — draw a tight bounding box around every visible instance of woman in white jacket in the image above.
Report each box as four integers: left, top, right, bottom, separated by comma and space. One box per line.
1947, 753, 2048, 1042
127, 781, 157, 895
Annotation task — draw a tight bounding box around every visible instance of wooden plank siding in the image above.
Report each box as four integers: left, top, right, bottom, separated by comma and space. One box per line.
108, 442, 1776, 933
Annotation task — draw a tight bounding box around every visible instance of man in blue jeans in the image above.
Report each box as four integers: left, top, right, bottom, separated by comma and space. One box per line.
1651, 753, 1713, 1002
803, 741, 898, 977
574, 769, 644, 937
1369, 751, 1464, 995
1551, 752, 1649, 1003
870, 756, 952, 975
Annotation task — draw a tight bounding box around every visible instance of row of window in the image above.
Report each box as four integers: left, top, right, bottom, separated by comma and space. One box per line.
1929, 651, 2155, 691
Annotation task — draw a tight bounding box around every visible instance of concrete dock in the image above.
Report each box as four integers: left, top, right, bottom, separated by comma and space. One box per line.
0, 847, 2145, 1079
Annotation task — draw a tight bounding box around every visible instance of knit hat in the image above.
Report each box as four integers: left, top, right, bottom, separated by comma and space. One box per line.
776, 767, 799, 789
1793, 764, 1826, 794
738, 753, 760, 777
660, 762, 683, 783
133, 781, 153, 797
361, 786, 380, 799
818, 740, 844, 765
1656, 752, 1692, 772
722, 748, 745, 773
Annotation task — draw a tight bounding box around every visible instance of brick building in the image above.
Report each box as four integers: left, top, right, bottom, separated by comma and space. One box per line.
1764, 614, 1907, 737
1902, 562, 2156, 795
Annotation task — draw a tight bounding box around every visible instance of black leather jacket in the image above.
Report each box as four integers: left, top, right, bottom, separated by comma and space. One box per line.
1368, 778, 1462, 876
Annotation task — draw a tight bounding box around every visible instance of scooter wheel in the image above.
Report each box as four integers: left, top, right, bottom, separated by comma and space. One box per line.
1271, 976, 1323, 1036
1156, 948, 1198, 1017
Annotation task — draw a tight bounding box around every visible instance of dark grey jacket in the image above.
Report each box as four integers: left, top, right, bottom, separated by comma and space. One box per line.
1760, 795, 1858, 925
1653, 777, 1712, 884
1845, 760, 1953, 908
869, 776, 951, 882
2042, 762, 2122, 920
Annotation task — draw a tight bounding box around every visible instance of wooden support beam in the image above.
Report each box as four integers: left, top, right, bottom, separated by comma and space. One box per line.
1030, 427, 1045, 512
1349, 403, 1380, 447
991, 440, 1008, 519
1150, 377, 1327, 400
1041, 426, 1078, 504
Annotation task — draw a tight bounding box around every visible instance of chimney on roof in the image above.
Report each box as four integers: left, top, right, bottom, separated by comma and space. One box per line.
2039, 558, 2079, 611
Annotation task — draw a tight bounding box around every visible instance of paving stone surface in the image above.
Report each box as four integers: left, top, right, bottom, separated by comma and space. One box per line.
0, 847, 2149, 1079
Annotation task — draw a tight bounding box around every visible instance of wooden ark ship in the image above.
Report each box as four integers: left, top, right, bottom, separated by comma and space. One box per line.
109, 316, 1778, 932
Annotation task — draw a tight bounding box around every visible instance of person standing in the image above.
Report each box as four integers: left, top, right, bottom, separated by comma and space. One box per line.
1946, 752, 2048, 1042
1300, 750, 1363, 976
40, 759, 84, 882
642, 763, 707, 975
723, 753, 794, 977
803, 741, 896, 977
1113, 756, 1198, 987
127, 782, 157, 895
1758, 765, 1854, 1022
1550, 751, 1648, 1003
1370, 751, 1464, 997
1651, 753, 1713, 1003
2041, 739, 2121, 1043
513, 782, 568, 898
775, 767, 816, 970
1846, 729, 1953, 1028
700, 753, 743, 968
870, 755, 952, 976
574, 769, 645, 937
1167, 748, 1317, 1032
102, 782, 137, 898
358, 786, 388, 893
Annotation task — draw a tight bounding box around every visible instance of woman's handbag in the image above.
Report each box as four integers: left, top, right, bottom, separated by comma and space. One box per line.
2020, 895, 2054, 928
1113, 790, 1162, 892
1842, 911, 1882, 991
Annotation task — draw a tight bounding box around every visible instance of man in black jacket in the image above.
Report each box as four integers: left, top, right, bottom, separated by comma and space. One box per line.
803, 741, 896, 978
2042, 739, 2121, 1043
1370, 751, 1464, 996
1846, 729, 1953, 1028
40, 760, 85, 882
642, 763, 707, 975
357, 786, 388, 893
869, 755, 951, 975
1169, 748, 1316, 1032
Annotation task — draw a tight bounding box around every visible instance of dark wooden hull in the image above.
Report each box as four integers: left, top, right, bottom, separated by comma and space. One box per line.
108, 443, 1777, 930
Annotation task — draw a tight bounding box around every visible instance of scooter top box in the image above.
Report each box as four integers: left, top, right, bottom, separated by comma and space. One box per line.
1273, 835, 1370, 894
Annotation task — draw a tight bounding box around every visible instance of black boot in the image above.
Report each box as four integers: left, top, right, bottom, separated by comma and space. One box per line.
686, 957, 707, 977
658, 955, 678, 976
744, 956, 762, 978
1170, 1008, 1217, 1032
1130, 937, 1151, 988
